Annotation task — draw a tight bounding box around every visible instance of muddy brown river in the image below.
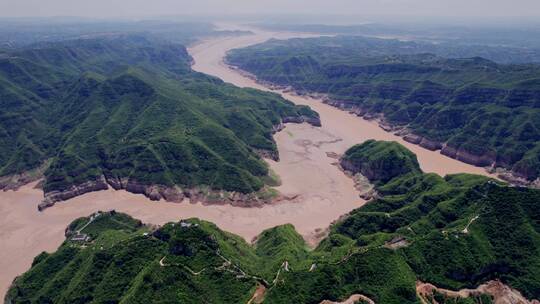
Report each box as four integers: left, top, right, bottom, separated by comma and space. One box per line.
0, 27, 495, 298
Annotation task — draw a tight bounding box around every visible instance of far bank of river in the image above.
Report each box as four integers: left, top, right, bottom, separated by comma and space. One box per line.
189, 28, 496, 179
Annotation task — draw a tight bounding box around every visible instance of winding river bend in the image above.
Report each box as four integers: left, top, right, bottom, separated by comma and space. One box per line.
189, 27, 495, 178
0, 28, 495, 298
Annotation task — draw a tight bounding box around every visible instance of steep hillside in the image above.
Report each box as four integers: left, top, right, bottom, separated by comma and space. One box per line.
5, 212, 417, 304
8, 142, 540, 303
0, 35, 320, 207
226, 36, 540, 184
340, 140, 421, 184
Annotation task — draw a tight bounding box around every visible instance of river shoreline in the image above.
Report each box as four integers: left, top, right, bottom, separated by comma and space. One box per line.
227, 60, 539, 188
202, 30, 498, 179
0, 110, 322, 210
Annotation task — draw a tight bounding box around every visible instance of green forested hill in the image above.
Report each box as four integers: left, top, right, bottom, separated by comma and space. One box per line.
8, 141, 540, 303
6, 212, 418, 304
226, 36, 540, 183
337, 142, 540, 298
0, 35, 319, 204
340, 139, 421, 184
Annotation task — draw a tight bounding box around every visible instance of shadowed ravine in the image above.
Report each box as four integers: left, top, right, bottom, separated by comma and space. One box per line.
0, 26, 497, 299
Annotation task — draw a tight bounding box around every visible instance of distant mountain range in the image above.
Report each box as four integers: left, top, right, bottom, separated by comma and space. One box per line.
258, 23, 540, 58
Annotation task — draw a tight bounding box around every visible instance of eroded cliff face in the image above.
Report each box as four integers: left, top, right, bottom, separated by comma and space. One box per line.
440, 145, 497, 167
322, 97, 540, 187
244, 70, 503, 177
323, 80, 538, 181
38, 174, 298, 211
226, 43, 540, 186
39, 176, 109, 210
403, 134, 443, 151
234, 69, 508, 177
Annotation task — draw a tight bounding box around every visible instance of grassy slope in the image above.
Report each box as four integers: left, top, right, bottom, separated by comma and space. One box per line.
226, 36, 540, 180
0, 35, 318, 195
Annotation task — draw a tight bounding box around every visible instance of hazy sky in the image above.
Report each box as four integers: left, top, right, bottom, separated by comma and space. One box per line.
1, 0, 540, 18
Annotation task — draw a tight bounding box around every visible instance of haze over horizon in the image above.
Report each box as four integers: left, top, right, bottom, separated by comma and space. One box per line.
2, 0, 540, 20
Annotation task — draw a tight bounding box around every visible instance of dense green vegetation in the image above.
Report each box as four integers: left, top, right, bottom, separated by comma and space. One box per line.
336, 142, 540, 298
336, 172, 540, 296
9, 141, 540, 303
0, 35, 318, 197
6, 212, 417, 304
227, 36, 540, 181
341, 140, 421, 184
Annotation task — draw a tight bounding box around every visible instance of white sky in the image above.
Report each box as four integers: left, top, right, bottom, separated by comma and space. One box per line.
1, 0, 539, 18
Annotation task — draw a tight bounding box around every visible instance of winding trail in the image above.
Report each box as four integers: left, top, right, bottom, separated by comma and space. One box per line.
0, 25, 497, 299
